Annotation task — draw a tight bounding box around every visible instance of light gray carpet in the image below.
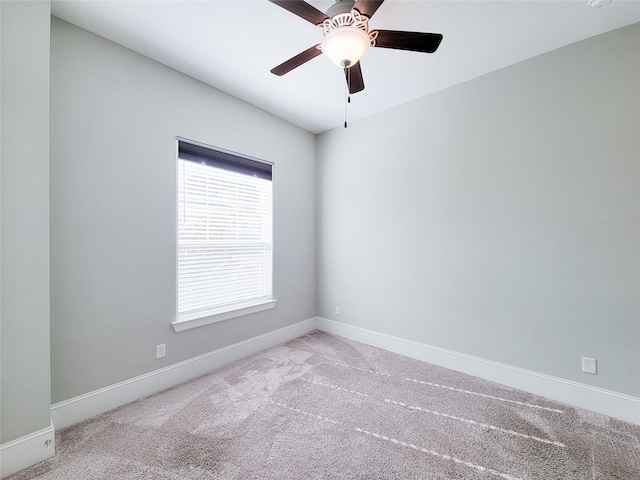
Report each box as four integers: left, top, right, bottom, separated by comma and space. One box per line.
9, 331, 640, 479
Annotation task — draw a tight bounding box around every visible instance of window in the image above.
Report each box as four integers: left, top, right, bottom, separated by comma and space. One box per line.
173, 139, 275, 332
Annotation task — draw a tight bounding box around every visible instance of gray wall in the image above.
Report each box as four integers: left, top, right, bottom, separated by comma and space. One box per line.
50, 18, 317, 403
317, 24, 640, 397
0, 1, 52, 443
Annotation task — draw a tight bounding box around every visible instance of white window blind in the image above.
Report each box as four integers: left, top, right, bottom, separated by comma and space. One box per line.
177, 140, 273, 322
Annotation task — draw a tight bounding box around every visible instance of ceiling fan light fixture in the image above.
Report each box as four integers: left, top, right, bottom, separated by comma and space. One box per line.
268, 0, 443, 96
321, 26, 370, 67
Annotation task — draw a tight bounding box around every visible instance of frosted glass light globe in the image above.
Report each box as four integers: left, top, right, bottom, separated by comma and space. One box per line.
321, 27, 370, 68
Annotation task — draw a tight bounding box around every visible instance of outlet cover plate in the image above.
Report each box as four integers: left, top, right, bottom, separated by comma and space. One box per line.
582, 356, 597, 374
156, 343, 166, 359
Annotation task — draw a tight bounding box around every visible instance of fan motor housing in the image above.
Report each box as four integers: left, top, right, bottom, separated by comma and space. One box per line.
326, 0, 356, 18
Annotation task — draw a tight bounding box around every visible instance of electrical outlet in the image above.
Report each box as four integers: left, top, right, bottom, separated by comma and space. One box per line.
156, 343, 166, 359
335, 305, 340, 315
582, 356, 597, 374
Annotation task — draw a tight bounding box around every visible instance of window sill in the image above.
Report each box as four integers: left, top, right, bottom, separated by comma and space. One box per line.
172, 299, 277, 332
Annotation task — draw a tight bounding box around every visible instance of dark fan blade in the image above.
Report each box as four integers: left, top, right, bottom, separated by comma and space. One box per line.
271, 45, 322, 76
345, 62, 365, 94
373, 30, 443, 53
353, 0, 385, 19
268, 0, 329, 26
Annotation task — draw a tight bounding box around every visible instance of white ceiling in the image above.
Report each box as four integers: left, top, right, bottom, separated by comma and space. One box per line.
51, 0, 640, 133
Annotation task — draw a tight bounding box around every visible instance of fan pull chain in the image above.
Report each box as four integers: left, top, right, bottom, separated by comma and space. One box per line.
344, 67, 351, 128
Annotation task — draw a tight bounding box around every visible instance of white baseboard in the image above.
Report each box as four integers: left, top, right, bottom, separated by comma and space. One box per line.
316, 317, 640, 425
0, 422, 55, 479
51, 318, 318, 430
49, 316, 639, 435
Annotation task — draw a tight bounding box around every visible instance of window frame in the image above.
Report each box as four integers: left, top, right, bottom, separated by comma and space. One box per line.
172, 137, 276, 332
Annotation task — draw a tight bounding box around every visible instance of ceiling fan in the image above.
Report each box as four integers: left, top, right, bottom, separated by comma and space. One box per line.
268, 0, 443, 94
